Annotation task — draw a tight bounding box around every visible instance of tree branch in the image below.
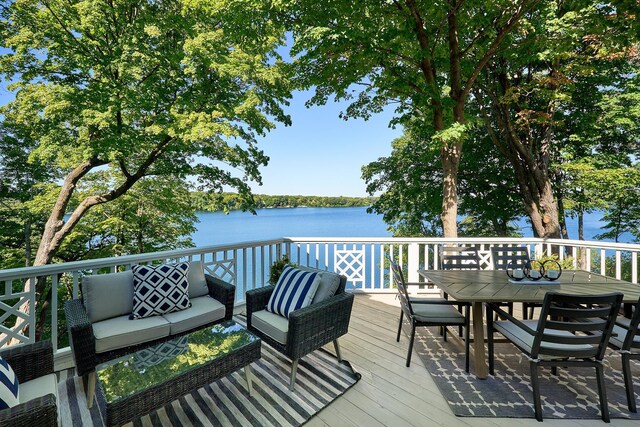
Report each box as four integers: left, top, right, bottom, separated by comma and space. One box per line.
460, 0, 540, 101
55, 136, 174, 242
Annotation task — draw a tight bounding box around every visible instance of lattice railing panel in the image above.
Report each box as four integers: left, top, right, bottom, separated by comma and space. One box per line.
335, 247, 366, 289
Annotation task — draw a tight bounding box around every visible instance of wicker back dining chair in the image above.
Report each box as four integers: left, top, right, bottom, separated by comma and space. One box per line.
487, 292, 623, 422
608, 297, 640, 412
491, 246, 537, 318
389, 256, 470, 371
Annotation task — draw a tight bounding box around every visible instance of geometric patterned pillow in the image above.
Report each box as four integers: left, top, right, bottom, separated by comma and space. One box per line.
0, 357, 19, 409
266, 265, 321, 318
130, 262, 191, 320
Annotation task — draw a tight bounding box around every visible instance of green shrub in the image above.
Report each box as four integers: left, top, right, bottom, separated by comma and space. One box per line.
268, 255, 297, 285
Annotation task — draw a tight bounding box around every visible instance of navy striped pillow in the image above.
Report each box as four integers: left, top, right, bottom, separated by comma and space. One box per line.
0, 357, 19, 409
267, 266, 321, 317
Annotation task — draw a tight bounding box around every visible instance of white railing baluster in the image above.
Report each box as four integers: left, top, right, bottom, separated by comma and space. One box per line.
51, 274, 58, 352
1, 237, 640, 352
408, 243, 419, 283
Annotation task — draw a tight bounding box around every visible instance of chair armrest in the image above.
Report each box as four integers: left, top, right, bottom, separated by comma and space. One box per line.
245, 285, 276, 329
488, 302, 537, 335
287, 292, 355, 360
205, 275, 236, 321
246, 286, 275, 308
64, 299, 96, 377
0, 393, 57, 427
0, 341, 53, 383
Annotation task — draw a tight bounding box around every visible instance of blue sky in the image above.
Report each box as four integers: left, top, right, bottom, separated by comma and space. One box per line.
252, 90, 401, 197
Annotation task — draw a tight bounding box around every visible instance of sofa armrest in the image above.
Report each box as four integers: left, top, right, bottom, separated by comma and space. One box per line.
245, 285, 276, 329
64, 299, 96, 377
0, 393, 57, 427
287, 292, 354, 360
205, 275, 236, 321
0, 341, 53, 383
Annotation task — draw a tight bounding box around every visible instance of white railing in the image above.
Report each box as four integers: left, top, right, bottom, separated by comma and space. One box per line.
1, 237, 639, 354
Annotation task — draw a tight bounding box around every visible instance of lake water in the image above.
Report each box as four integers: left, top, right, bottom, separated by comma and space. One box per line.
192, 207, 634, 246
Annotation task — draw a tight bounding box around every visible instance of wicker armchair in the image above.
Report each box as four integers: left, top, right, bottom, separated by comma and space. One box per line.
65, 274, 235, 387
246, 269, 354, 391
0, 341, 58, 427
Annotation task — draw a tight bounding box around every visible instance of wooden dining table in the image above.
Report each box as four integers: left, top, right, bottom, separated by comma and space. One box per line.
418, 269, 640, 379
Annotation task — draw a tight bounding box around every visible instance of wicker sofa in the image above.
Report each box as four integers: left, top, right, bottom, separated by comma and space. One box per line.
0, 341, 58, 427
246, 266, 354, 390
64, 261, 235, 405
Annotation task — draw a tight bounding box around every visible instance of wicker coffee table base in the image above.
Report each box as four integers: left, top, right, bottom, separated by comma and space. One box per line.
96, 339, 261, 427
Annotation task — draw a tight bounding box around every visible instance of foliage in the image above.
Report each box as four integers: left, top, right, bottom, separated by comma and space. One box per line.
284, 0, 539, 236
268, 255, 296, 285
362, 121, 524, 237
57, 176, 198, 262
530, 254, 574, 271
0, 0, 291, 264
0, 0, 292, 338
191, 192, 375, 213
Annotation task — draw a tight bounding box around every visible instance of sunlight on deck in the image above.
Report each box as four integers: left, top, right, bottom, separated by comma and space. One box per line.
305, 294, 639, 427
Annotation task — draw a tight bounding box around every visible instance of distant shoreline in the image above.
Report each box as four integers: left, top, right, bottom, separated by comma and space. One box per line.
191, 192, 375, 212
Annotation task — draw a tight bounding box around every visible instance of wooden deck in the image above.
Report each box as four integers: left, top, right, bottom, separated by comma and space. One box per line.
306, 294, 639, 427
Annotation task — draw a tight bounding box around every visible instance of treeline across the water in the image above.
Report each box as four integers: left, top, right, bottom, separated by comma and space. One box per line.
191, 192, 376, 212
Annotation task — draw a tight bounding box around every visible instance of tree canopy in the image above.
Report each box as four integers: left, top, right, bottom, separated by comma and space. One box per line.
0, 0, 292, 338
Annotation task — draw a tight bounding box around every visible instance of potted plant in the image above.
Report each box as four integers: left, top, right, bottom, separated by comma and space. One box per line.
268, 255, 297, 284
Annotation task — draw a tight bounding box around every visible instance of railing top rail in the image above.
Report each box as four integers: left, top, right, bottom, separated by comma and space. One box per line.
0, 239, 286, 281
2, 236, 639, 281
284, 236, 640, 251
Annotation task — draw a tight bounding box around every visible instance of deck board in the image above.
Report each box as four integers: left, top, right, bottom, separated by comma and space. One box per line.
305, 294, 640, 427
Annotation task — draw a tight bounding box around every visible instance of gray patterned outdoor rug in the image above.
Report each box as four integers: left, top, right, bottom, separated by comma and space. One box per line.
411, 326, 640, 419
57, 343, 360, 426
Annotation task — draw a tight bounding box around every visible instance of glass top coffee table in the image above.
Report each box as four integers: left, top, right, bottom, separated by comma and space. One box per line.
95, 320, 260, 426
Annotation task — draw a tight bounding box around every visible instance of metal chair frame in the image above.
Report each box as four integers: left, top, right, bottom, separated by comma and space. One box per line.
487, 292, 623, 422
389, 256, 471, 371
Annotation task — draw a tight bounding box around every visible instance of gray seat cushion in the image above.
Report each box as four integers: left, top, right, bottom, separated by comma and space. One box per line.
609, 324, 640, 349
412, 303, 466, 325
252, 309, 289, 345
19, 373, 58, 404
82, 271, 134, 323
494, 319, 595, 358
161, 296, 226, 335
188, 260, 209, 298
93, 314, 170, 353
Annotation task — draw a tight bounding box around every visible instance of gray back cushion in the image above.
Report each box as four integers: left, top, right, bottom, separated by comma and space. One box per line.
188, 260, 209, 298
82, 271, 134, 323
298, 266, 342, 304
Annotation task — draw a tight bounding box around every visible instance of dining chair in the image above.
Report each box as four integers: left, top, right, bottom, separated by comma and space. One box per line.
486, 291, 623, 422
440, 246, 514, 317
491, 246, 536, 319
439, 246, 481, 270
389, 256, 470, 371
608, 297, 640, 412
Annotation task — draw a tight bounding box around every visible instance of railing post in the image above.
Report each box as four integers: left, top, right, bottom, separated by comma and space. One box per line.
407, 243, 420, 283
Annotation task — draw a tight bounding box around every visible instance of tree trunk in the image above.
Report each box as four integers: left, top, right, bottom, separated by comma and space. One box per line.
440, 2, 464, 238
24, 218, 32, 267
578, 207, 587, 269
440, 144, 461, 238
556, 190, 569, 239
